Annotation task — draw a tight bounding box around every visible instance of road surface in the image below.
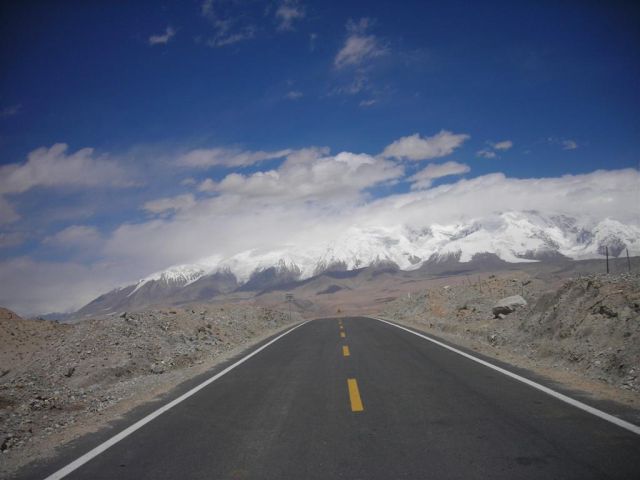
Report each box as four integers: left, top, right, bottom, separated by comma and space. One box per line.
29, 317, 640, 479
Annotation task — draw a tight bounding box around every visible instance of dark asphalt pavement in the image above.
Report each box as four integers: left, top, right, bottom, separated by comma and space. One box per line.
31, 317, 640, 479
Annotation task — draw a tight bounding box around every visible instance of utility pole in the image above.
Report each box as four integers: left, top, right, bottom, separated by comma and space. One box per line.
606, 246, 609, 274
285, 293, 293, 323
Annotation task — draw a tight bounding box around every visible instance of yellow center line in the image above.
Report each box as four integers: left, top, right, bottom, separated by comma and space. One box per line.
342, 345, 350, 357
347, 378, 364, 412
340, 331, 346, 338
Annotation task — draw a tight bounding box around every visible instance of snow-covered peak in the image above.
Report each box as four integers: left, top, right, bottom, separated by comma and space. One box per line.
587, 218, 640, 257
217, 248, 315, 283
126, 211, 640, 290
129, 264, 209, 296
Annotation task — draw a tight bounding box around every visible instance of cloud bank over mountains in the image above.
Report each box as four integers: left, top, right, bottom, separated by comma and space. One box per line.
0, 131, 638, 316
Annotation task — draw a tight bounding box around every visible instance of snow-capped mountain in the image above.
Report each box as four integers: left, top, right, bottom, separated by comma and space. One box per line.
128, 264, 208, 296
208, 211, 640, 277
75, 211, 640, 317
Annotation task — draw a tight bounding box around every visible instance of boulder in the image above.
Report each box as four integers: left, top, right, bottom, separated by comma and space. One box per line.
492, 295, 527, 318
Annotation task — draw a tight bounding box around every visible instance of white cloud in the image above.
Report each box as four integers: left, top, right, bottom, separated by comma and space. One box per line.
477, 139, 513, 158
335, 36, 382, 68
0, 257, 141, 316
211, 149, 403, 202
334, 18, 387, 69
0, 197, 19, 224
148, 26, 175, 46
198, 178, 217, 192
347, 18, 374, 36
547, 137, 579, 151
330, 74, 370, 96
97, 167, 640, 289
285, 90, 303, 100
385, 169, 640, 228
177, 147, 292, 168
201, 0, 215, 17
180, 177, 197, 186
143, 194, 197, 215
476, 149, 497, 159
200, 0, 256, 47
45, 225, 101, 246
0, 104, 21, 117
309, 32, 318, 51
3, 165, 638, 315
382, 131, 470, 161
0, 232, 25, 248
492, 140, 513, 151
409, 161, 471, 190
0, 143, 131, 195
200, 0, 303, 42
359, 99, 377, 107
207, 30, 255, 47
276, 0, 305, 31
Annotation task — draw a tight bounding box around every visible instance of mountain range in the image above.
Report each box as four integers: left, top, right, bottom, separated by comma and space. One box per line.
73, 211, 640, 318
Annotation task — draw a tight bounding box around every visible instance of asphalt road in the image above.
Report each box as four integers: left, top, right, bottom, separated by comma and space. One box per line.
33, 317, 640, 479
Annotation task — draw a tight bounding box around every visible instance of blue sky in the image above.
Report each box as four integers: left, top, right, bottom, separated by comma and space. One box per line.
0, 0, 639, 314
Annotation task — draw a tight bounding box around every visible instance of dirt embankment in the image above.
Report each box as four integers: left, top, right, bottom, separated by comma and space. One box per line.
382, 273, 640, 400
0, 304, 299, 477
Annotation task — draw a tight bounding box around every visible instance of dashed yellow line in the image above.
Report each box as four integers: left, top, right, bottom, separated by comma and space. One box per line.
347, 378, 364, 412
342, 345, 350, 357
340, 331, 346, 338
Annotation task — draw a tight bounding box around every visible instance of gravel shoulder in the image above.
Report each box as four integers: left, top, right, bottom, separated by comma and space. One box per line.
0, 304, 300, 478
381, 272, 640, 410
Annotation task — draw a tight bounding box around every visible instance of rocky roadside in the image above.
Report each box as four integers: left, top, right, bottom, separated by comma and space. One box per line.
381, 273, 640, 406
0, 304, 300, 478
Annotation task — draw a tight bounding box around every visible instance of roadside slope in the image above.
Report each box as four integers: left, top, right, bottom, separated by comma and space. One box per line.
0, 304, 299, 478
382, 273, 640, 405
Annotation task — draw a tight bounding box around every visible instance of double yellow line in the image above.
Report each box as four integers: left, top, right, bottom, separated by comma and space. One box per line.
339, 319, 364, 412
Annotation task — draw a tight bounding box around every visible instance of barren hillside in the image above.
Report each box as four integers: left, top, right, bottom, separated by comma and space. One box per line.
383, 273, 640, 395
0, 304, 299, 477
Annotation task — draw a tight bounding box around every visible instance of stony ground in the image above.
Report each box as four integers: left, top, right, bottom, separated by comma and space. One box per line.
0, 304, 299, 477
382, 272, 640, 398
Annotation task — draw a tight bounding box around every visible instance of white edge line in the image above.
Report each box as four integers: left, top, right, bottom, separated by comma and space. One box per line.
43, 320, 311, 480
370, 316, 640, 436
